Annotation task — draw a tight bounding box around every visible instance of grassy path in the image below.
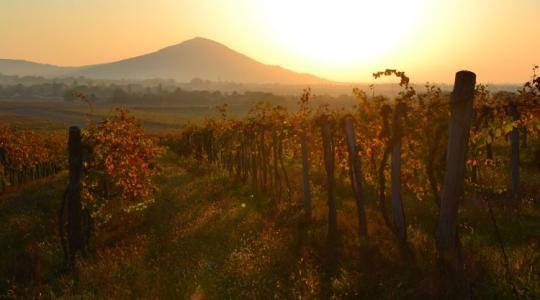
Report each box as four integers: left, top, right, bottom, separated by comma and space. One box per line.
0, 154, 325, 298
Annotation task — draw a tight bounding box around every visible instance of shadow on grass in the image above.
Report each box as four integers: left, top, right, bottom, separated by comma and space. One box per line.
2, 153, 538, 299
0, 172, 68, 296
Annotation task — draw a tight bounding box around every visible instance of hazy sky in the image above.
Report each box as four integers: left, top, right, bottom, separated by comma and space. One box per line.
0, 0, 538, 83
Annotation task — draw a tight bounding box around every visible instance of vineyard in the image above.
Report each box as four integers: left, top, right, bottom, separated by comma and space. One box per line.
165, 69, 540, 297
1, 69, 540, 298
0, 126, 64, 191
169, 69, 540, 238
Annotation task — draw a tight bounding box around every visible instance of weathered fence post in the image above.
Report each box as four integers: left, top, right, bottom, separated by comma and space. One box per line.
272, 130, 280, 199
391, 102, 407, 245
343, 115, 368, 239
250, 135, 258, 187
260, 129, 268, 190
0, 148, 5, 192
321, 118, 337, 243
521, 126, 527, 149
300, 131, 312, 221
277, 134, 291, 200
67, 126, 83, 265
376, 105, 394, 232
508, 101, 520, 200
436, 70, 476, 274
482, 105, 494, 160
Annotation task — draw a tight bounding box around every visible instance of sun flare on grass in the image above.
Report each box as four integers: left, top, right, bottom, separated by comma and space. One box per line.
258, 0, 426, 66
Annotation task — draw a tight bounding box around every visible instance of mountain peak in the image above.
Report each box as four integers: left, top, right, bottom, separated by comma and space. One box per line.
187, 36, 217, 43
175, 37, 226, 48
157, 37, 232, 56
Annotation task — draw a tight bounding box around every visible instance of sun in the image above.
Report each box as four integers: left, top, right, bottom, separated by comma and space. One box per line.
258, 0, 425, 67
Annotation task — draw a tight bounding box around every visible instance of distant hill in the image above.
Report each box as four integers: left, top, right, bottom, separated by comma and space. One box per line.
0, 59, 75, 77
0, 37, 329, 85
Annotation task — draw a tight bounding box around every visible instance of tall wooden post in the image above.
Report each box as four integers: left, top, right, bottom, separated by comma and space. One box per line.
521, 126, 527, 148
0, 147, 5, 193
436, 71, 476, 272
272, 130, 280, 198
391, 102, 407, 244
67, 126, 83, 264
321, 119, 337, 242
483, 105, 494, 160
260, 129, 268, 190
300, 131, 312, 221
343, 115, 368, 239
508, 102, 520, 200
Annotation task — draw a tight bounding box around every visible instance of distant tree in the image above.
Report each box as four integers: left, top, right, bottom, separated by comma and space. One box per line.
190, 78, 204, 85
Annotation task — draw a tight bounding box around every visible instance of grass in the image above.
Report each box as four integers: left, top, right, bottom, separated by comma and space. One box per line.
1, 151, 539, 299
0, 174, 67, 297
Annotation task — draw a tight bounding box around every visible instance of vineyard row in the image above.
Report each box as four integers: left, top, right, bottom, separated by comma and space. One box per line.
0, 126, 65, 192
167, 70, 540, 271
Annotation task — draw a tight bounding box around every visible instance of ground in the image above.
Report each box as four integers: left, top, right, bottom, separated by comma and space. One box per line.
1, 151, 540, 299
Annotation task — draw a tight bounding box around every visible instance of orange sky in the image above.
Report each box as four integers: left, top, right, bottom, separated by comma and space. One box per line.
0, 0, 538, 83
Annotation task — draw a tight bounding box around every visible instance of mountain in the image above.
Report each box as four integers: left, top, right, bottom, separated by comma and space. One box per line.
0, 59, 75, 77
0, 38, 329, 84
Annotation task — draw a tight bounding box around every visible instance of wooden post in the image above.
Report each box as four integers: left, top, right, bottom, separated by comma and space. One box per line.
272, 130, 280, 198
436, 71, 476, 272
391, 102, 407, 244
483, 105, 494, 160
521, 126, 527, 149
278, 135, 291, 200
343, 115, 368, 239
250, 138, 258, 187
486, 136, 494, 160
300, 131, 312, 221
0, 149, 4, 192
508, 102, 520, 200
67, 126, 83, 264
376, 106, 394, 232
260, 129, 268, 190
242, 139, 246, 180
321, 118, 337, 242
379, 105, 392, 140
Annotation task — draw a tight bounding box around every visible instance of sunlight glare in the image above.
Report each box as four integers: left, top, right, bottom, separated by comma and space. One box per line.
258, 0, 425, 66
